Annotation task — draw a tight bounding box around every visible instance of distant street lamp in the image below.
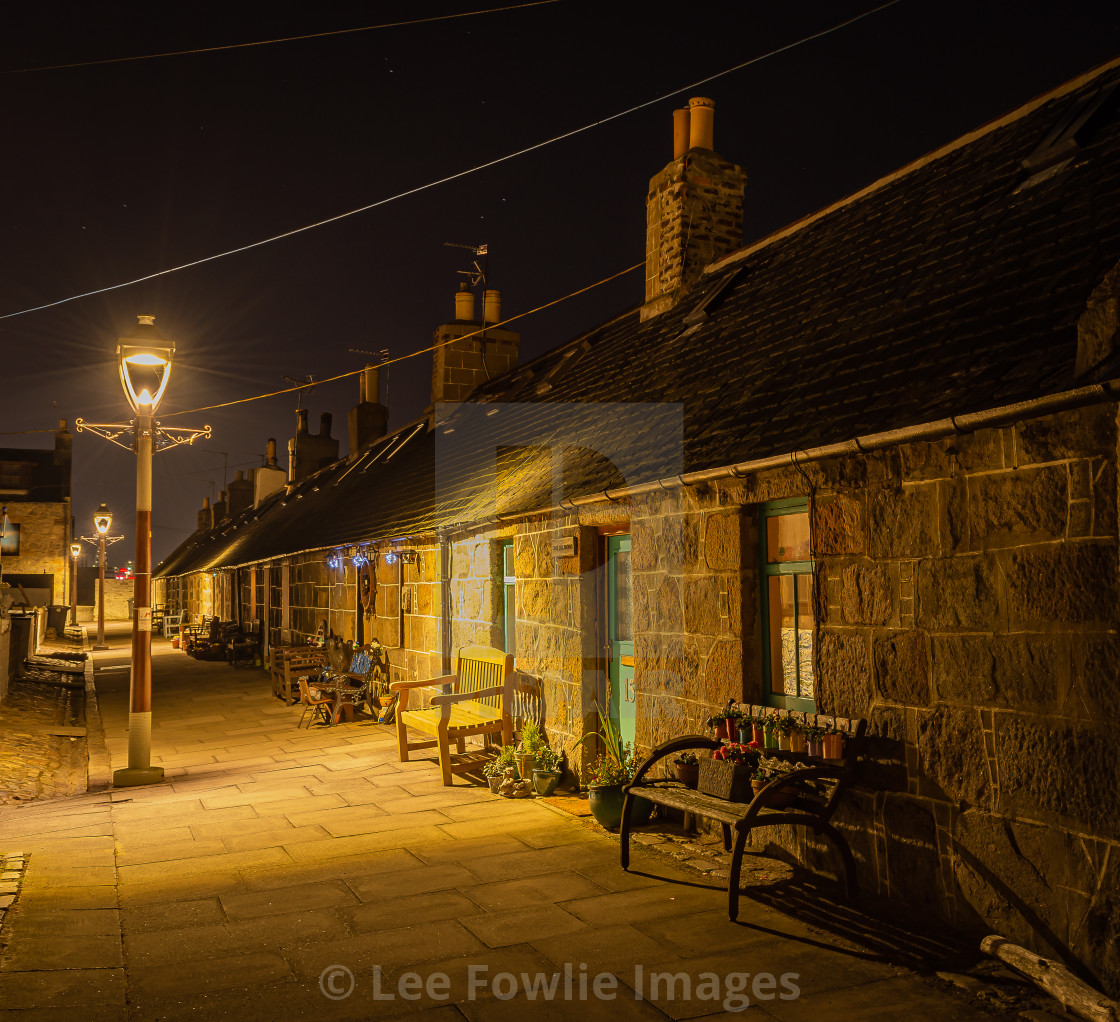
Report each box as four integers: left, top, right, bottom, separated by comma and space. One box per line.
82, 503, 123, 652
69, 542, 82, 627
76, 316, 211, 788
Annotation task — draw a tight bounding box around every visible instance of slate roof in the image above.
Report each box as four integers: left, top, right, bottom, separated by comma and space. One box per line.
157, 58, 1120, 578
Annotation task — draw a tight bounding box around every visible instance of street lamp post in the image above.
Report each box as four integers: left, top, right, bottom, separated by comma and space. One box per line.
83, 503, 123, 652
69, 542, 82, 629
76, 316, 210, 788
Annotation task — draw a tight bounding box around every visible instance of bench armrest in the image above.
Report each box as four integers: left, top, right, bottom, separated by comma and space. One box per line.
430, 684, 504, 707
630, 734, 721, 787
390, 674, 456, 692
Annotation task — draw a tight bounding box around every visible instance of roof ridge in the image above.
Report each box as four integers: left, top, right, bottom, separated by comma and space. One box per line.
707, 52, 1120, 277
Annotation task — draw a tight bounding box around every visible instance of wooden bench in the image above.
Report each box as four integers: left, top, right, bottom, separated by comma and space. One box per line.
270, 646, 328, 706
390, 645, 514, 786
622, 708, 867, 921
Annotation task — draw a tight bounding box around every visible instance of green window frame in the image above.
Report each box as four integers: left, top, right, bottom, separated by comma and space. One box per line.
501, 541, 516, 657
760, 497, 816, 712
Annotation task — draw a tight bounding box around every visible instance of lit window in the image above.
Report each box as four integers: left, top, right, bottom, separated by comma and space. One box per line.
760, 499, 815, 711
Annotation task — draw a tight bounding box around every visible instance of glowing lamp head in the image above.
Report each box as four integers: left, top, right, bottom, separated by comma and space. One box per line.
70, 542, 82, 559
117, 315, 175, 413
93, 502, 112, 535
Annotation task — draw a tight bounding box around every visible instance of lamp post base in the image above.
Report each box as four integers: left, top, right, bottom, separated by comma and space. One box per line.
112, 766, 165, 787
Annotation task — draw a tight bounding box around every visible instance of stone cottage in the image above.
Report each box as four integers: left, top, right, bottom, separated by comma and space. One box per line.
155, 61, 1120, 992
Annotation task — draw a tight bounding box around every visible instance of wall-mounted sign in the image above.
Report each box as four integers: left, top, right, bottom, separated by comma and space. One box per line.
551, 536, 577, 558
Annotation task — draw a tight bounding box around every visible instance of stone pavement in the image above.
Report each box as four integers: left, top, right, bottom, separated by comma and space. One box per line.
0, 637, 1012, 1020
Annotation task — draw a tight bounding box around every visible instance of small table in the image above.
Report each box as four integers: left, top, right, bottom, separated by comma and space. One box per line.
311, 680, 366, 725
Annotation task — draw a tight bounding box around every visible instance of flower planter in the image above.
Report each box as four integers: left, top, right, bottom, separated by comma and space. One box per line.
532, 768, 562, 797
777, 733, 791, 752
822, 733, 845, 760
674, 762, 700, 789
751, 724, 765, 745
807, 739, 823, 758
714, 719, 735, 742
698, 758, 753, 802
515, 752, 538, 780
736, 725, 752, 745
789, 732, 807, 755
751, 779, 797, 808
587, 786, 654, 830
763, 726, 779, 750
487, 775, 502, 794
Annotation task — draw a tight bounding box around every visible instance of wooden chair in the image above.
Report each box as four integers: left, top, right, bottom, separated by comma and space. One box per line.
390, 646, 514, 785
297, 676, 334, 729
162, 612, 184, 639
271, 646, 328, 705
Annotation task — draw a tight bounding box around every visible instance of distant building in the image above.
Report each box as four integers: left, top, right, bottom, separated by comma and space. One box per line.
0, 420, 73, 607
156, 60, 1120, 993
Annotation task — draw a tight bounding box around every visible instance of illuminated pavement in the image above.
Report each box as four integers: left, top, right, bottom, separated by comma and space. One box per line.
0, 636, 997, 1021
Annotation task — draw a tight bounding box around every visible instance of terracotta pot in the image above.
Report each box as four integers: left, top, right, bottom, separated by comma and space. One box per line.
674, 762, 700, 789
716, 719, 734, 742
823, 733, 844, 759
751, 779, 797, 808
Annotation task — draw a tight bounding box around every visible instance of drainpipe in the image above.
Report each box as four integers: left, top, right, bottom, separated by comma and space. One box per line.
440, 534, 452, 674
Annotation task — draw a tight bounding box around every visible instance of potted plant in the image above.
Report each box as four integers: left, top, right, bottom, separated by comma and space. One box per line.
773, 715, 794, 752
750, 766, 797, 808
736, 710, 759, 746
531, 746, 563, 797
822, 723, 845, 760
805, 724, 824, 758
485, 745, 517, 793
517, 719, 547, 779
705, 700, 741, 742
698, 742, 759, 801
788, 718, 807, 755
673, 750, 700, 789
575, 706, 652, 830
761, 715, 780, 750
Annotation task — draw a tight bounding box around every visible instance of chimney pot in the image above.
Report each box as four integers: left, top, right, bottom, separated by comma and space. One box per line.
688, 96, 715, 150
363, 365, 379, 405
266, 438, 277, 466
203, 497, 210, 509
320, 412, 333, 437
296, 409, 309, 435
483, 290, 501, 325
673, 107, 691, 159
455, 283, 475, 322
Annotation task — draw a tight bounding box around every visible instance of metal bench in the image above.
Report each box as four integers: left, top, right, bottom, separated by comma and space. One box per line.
390, 645, 514, 786
621, 711, 867, 920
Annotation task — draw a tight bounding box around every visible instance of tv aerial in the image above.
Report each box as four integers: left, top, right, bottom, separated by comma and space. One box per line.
444, 241, 488, 289
282, 374, 316, 411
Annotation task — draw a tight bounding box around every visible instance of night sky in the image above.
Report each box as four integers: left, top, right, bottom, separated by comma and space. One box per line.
3, 1, 1118, 565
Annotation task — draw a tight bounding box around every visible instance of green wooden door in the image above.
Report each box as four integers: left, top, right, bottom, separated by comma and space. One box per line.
607, 535, 635, 753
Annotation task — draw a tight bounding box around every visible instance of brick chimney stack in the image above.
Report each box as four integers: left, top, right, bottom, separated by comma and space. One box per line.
641, 97, 746, 321
431, 283, 519, 408
197, 497, 212, 532
288, 410, 339, 484
254, 439, 287, 506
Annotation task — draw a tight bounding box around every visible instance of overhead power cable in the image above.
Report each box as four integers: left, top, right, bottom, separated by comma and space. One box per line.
0, 0, 901, 323
1, 1, 562, 74
164, 261, 644, 418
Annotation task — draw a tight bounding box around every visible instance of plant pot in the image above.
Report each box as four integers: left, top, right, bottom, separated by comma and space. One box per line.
587, 786, 654, 830
807, 739, 823, 758
751, 779, 798, 808
715, 719, 734, 742
777, 733, 791, 752
763, 726, 779, 750
488, 775, 502, 794
822, 733, 844, 759
752, 724, 765, 745
515, 752, 538, 780
171, 638, 180, 649
736, 725, 752, 745
532, 768, 562, 797
674, 762, 700, 789
789, 731, 807, 755
378, 695, 394, 708
698, 757, 753, 802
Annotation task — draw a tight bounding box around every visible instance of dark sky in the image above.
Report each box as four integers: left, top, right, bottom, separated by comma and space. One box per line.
2, 1, 1118, 565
